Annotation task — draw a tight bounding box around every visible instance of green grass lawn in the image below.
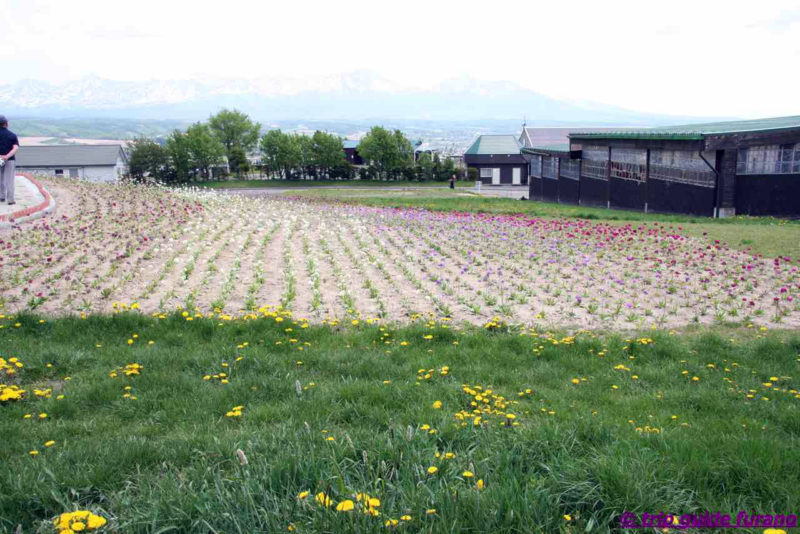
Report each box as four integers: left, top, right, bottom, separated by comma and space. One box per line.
2, 313, 799, 532
290, 189, 800, 259
194, 179, 473, 189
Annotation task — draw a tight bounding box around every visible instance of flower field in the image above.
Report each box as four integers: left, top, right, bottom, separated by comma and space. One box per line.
1, 178, 798, 330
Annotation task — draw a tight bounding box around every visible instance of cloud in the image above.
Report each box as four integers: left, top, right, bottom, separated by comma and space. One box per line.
86, 27, 159, 41
748, 8, 800, 31
0, 0, 798, 118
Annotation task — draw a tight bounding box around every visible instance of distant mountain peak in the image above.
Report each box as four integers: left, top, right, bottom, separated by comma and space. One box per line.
0, 73, 713, 124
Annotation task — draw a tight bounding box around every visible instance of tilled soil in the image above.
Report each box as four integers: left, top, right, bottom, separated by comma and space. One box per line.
1, 178, 798, 330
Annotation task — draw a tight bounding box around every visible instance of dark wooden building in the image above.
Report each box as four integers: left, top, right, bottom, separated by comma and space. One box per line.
525, 144, 582, 205
523, 116, 800, 217
464, 135, 528, 186
343, 140, 363, 165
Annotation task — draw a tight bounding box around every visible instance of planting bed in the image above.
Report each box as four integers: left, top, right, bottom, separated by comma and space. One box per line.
0, 178, 798, 330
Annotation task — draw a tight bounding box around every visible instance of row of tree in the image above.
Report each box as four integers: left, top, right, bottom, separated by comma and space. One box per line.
126, 109, 462, 183
355, 126, 458, 182
127, 109, 260, 182
260, 130, 351, 180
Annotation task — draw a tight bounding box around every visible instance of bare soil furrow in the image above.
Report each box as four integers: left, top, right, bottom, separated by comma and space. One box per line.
254, 223, 286, 309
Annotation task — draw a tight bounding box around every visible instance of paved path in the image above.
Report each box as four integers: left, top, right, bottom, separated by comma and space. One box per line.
0, 176, 44, 216
220, 186, 455, 196
216, 185, 529, 198
471, 185, 529, 198
0, 175, 55, 226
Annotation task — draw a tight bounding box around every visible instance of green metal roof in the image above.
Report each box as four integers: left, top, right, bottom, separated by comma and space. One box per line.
569, 115, 800, 140
465, 135, 521, 155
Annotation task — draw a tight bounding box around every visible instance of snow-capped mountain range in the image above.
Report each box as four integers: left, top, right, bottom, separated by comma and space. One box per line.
0, 72, 714, 124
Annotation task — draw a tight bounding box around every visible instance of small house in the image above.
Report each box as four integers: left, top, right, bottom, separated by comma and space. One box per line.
342, 140, 363, 165
413, 141, 437, 161
15, 144, 128, 182
464, 135, 528, 185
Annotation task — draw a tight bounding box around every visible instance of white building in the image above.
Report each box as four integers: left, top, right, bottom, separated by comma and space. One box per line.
15, 145, 128, 182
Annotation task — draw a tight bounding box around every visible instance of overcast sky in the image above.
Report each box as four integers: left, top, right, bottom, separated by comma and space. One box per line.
1, 0, 799, 118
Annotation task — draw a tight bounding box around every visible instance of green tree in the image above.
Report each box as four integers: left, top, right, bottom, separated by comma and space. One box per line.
126, 137, 170, 182
259, 129, 285, 178
208, 109, 261, 166
330, 160, 354, 180
259, 130, 303, 179
358, 126, 413, 180
228, 146, 250, 176
294, 134, 313, 179
165, 130, 192, 182
186, 122, 225, 179
395, 130, 414, 164
310, 131, 345, 179
417, 152, 433, 181
439, 157, 457, 182
259, 130, 350, 181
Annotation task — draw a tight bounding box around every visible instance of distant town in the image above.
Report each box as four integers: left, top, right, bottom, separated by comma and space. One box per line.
15, 117, 655, 162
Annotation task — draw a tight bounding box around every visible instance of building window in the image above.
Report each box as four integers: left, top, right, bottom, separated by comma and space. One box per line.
542, 156, 557, 179
69, 168, 79, 178
737, 143, 800, 174
650, 150, 716, 188
54, 169, 64, 176
529, 155, 542, 177
479, 168, 493, 178
559, 158, 580, 180
580, 145, 608, 180
778, 143, 800, 173
610, 148, 647, 182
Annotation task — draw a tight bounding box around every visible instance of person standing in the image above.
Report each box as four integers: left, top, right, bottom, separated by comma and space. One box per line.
0, 115, 20, 205
449, 174, 455, 190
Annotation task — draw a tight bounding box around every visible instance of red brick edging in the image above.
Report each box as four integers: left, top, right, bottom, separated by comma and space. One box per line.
0, 173, 53, 222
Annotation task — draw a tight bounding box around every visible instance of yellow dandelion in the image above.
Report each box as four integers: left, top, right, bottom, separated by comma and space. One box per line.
315, 492, 333, 507
336, 500, 355, 512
